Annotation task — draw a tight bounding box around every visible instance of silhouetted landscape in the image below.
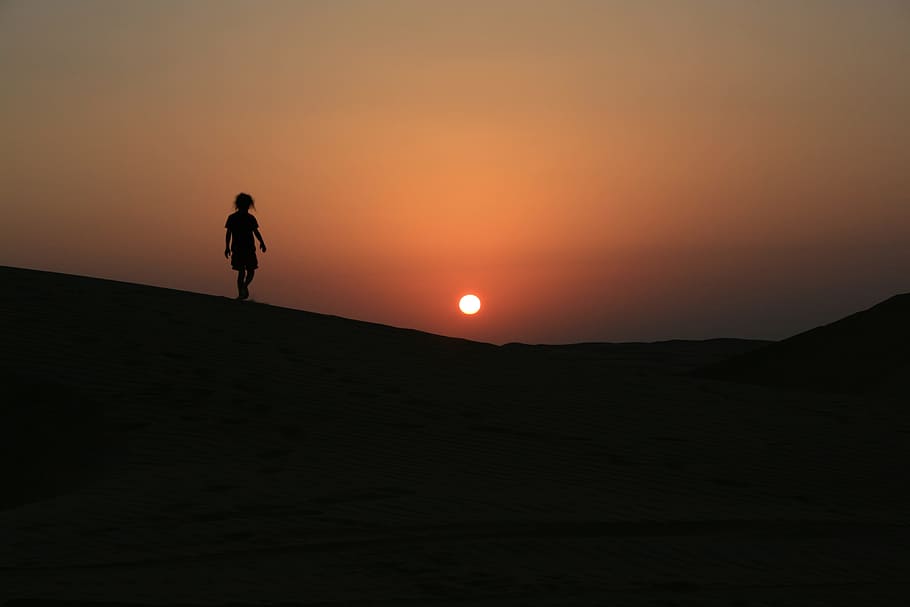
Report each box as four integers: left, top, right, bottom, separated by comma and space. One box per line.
700, 294, 910, 395
2, 265, 909, 605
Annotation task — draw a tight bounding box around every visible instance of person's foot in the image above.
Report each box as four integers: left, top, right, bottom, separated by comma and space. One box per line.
240, 285, 250, 300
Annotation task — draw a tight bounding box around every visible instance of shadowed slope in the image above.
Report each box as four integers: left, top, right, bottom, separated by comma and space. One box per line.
700, 294, 910, 394
0, 376, 121, 511
2, 266, 910, 606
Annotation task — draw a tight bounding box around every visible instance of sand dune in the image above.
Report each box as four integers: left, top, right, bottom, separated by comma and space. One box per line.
2, 266, 909, 606
700, 293, 910, 394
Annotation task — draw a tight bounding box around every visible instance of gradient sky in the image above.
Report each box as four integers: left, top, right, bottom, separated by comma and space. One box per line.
2, 1, 909, 343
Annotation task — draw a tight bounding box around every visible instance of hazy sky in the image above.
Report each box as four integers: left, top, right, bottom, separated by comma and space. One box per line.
2, 0, 908, 343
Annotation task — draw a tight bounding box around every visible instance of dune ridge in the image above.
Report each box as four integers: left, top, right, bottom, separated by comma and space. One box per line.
699, 293, 910, 394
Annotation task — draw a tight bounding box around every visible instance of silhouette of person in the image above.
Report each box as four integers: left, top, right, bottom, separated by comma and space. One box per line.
224, 193, 267, 300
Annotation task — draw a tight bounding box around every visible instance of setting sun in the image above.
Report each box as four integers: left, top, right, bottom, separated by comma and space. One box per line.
459, 294, 481, 315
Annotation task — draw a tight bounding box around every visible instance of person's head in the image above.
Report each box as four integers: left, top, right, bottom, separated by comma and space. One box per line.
234, 192, 255, 212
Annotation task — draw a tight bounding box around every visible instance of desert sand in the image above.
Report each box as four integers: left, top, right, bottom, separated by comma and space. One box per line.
2, 265, 908, 606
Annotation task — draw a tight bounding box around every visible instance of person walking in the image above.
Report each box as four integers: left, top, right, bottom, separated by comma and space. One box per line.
224, 192, 267, 300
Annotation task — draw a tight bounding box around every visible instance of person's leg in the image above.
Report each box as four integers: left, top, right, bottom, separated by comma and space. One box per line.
243, 269, 255, 287
236, 269, 246, 297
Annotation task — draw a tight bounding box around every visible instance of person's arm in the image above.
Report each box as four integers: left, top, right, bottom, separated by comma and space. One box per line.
224, 228, 231, 258
254, 228, 267, 252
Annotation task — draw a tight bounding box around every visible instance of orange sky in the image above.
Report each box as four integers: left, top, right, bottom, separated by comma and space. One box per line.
2, 1, 909, 343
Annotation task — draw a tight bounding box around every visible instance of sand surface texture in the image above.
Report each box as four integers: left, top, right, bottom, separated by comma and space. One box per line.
2, 266, 908, 606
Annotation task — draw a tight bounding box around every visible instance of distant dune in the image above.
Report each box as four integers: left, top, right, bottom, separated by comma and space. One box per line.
699, 293, 910, 394
2, 266, 909, 606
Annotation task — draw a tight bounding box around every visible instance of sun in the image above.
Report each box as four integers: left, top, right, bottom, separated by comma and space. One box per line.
459, 294, 481, 315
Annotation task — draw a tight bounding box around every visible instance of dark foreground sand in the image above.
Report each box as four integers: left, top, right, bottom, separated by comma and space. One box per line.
2, 266, 908, 606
